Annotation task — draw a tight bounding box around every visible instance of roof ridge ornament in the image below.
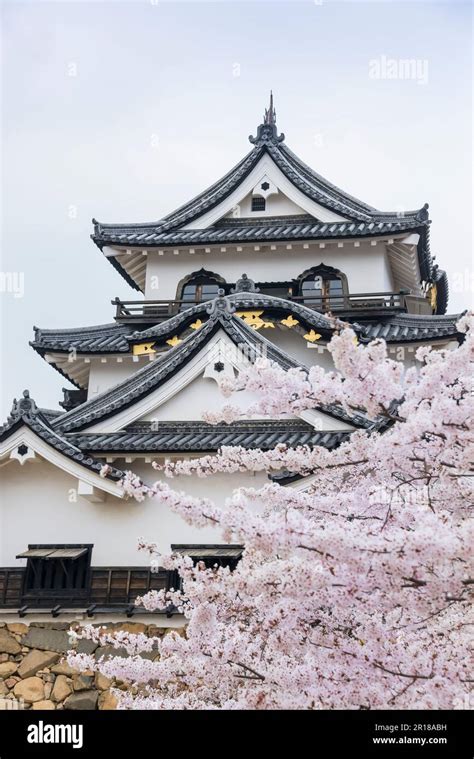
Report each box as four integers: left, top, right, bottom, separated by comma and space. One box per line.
206, 289, 236, 319
415, 202, 430, 222
230, 273, 260, 294
249, 91, 285, 146
8, 390, 38, 423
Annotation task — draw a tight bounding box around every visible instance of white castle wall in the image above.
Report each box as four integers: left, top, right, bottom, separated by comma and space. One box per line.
87, 357, 150, 400
143, 243, 394, 300
0, 458, 267, 567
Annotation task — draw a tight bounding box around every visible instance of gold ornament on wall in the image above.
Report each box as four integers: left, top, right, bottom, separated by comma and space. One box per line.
166, 335, 182, 347
428, 283, 437, 312
132, 342, 156, 356
236, 310, 275, 330
303, 329, 322, 343
281, 315, 299, 328
190, 319, 203, 330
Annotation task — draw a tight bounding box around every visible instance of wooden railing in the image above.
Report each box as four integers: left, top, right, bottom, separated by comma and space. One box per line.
0, 567, 171, 611
288, 291, 407, 312
113, 297, 202, 323
113, 291, 408, 323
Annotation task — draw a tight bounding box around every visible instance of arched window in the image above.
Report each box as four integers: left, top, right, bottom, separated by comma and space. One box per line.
297, 265, 347, 310
177, 269, 225, 310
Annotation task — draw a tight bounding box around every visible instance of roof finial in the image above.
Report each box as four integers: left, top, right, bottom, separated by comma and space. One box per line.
249, 91, 284, 146
264, 90, 276, 125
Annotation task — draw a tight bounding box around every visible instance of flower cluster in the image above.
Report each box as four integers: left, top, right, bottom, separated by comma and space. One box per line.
68, 315, 474, 710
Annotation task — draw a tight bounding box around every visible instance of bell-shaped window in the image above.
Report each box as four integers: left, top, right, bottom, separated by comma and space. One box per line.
177, 270, 225, 311
298, 266, 347, 310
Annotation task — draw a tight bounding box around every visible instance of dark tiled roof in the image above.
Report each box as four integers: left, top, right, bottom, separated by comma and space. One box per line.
31, 295, 462, 404
433, 267, 449, 316
0, 391, 123, 481
31, 323, 132, 354
92, 127, 428, 241
91, 112, 435, 296
67, 421, 351, 453
38, 408, 65, 423
30, 323, 134, 391
91, 216, 423, 249
27, 294, 349, 388
129, 292, 341, 341
52, 296, 370, 434
359, 313, 462, 342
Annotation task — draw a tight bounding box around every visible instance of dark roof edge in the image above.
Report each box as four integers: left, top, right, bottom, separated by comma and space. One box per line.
434, 268, 449, 315
0, 391, 123, 482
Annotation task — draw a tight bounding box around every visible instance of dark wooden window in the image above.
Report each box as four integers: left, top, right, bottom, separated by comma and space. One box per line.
17, 545, 93, 603
251, 196, 266, 212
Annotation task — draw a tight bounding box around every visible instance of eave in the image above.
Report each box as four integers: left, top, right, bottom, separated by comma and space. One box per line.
66, 421, 352, 455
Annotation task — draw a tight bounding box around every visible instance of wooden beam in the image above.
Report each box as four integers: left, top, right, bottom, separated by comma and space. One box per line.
77, 480, 106, 503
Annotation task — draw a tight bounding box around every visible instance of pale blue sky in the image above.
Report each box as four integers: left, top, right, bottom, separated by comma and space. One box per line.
1, 0, 472, 417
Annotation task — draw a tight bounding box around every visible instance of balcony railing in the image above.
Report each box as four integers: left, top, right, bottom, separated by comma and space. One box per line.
113, 297, 203, 323
113, 291, 408, 323
288, 291, 407, 313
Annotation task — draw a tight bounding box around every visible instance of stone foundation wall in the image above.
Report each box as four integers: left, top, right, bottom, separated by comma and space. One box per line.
0, 621, 177, 710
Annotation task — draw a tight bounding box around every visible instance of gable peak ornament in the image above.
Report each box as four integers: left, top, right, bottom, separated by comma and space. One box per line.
8, 390, 38, 422
231, 273, 259, 294
249, 91, 285, 145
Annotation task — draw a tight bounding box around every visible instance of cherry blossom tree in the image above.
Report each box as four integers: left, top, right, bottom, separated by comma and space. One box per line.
68, 314, 473, 710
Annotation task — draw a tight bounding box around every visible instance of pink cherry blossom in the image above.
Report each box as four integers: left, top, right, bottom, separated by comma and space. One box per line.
68, 314, 474, 710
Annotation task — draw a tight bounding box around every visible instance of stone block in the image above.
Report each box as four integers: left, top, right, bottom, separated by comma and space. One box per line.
21, 627, 73, 654
31, 700, 55, 710
0, 662, 18, 678
0, 630, 21, 655
13, 677, 45, 703
51, 675, 73, 703
18, 650, 60, 679
63, 690, 98, 710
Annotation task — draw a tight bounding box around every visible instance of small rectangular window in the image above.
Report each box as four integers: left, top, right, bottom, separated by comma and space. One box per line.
17, 544, 93, 600
251, 196, 266, 212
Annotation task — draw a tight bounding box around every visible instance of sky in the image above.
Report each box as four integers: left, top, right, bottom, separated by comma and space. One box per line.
0, 0, 472, 418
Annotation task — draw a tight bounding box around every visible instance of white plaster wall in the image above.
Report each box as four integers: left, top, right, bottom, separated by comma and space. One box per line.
139, 374, 352, 430
261, 327, 336, 371
87, 357, 153, 399
140, 374, 263, 422
0, 458, 267, 567
144, 243, 394, 300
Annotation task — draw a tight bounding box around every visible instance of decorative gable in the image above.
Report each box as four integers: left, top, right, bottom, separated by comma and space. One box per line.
187, 152, 348, 229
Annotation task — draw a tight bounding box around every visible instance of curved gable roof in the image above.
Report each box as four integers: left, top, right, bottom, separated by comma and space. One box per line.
51, 295, 370, 434
0, 391, 123, 482
92, 101, 430, 254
